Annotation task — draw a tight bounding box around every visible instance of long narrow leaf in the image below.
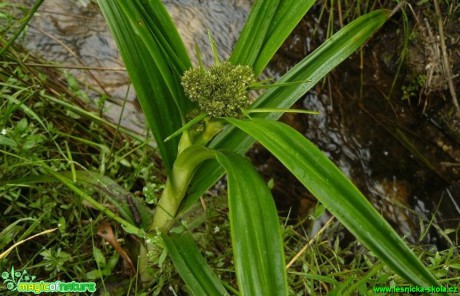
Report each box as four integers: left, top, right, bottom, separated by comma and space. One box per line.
230, 0, 280, 68
98, 0, 193, 174
102, 0, 193, 117
129, 1, 195, 118
216, 151, 287, 296
183, 10, 390, 212
254, 0, 315, 74
135, 0, 191, 71
163, 232, 229, 296
231, 0, 315, 75
226, 118, 440, 288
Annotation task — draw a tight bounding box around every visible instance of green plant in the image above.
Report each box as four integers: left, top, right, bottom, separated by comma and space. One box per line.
40, 248, 72, 275
0, 38, 160, 295
86, 247, 119, 280
60, 0, 442, 294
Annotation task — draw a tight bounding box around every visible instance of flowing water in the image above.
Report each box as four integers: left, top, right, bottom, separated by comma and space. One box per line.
15, 0, 459, 246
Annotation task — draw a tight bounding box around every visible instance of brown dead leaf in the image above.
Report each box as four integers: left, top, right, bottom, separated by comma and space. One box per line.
97, 223, 135, 276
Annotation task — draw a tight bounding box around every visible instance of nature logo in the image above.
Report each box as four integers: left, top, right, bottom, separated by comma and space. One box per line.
2, 266, 36, 291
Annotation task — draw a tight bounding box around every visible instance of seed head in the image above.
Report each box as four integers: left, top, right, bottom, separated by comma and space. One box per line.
181, 62, 255, 118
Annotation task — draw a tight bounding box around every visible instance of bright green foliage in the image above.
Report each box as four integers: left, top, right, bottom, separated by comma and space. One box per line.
226, 118, 441, 288
181, 62, 255, 118
162, 232, 229, 296
231, 0, 315, 74
95, 0, 442, 294
230, 0, 280, 70
216, 151, 288, 296
184, 9, 391, 212
98, 0, 195, 175
155, 149, 290, 296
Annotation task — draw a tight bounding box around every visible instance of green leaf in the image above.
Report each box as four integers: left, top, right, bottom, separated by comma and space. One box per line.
226, 118, 439, 288
182, 9, 390, 215
0, 218, 35, 250
242, 108, 319, 117
93, 246, 106, 267
86, 270, 103, 280
0, 135, 17, 148
98, 0, 194, 175
16, 118, 28, 132
162, 232, 229, 296
215, 151, 287, 296
230, 0, 315, 75
134, 0, 191, 71
106, 252, 120, 272
230, 0, 280, 69
254, 0, 315, 74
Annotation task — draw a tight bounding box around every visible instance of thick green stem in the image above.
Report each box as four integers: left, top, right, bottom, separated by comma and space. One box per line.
142, 124, 222, 286
195, 119, 225, 146
149, 145, 214, 233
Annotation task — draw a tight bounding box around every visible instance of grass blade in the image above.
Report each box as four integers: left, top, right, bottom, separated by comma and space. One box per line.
2, 171, 152, 228
183, 9, 390, 213
216, 151, 287, 296
225, 118, 440, 288
162, 232, 229, 296
0, 0, 45, 56
39, 163, 145, 237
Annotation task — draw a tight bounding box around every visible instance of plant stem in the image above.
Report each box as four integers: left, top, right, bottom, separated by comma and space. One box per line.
143, 125, 222, 285
195, 119, 225, 146
149, 145, 214, 233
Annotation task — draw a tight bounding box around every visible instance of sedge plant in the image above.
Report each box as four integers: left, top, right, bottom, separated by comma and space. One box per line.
86, 0, 444, 295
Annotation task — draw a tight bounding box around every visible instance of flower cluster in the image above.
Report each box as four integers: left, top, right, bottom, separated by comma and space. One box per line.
181, 62, 255, 118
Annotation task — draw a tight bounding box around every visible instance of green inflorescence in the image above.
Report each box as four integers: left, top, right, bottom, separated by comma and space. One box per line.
181, 62, 256, 118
